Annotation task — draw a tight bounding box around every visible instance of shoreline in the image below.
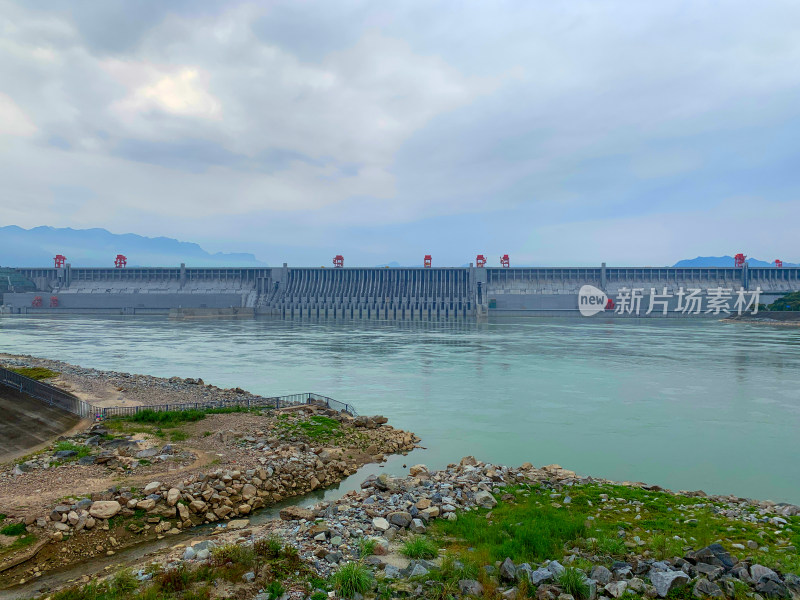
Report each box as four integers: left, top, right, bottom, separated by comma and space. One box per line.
0, 357, 798, 599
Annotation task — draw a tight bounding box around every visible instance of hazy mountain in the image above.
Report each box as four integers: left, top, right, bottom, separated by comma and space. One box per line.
0, 226, 266, 267
673, 256, 797, 267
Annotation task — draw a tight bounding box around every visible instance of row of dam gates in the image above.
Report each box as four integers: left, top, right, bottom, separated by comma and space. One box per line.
3, 263, 800, 319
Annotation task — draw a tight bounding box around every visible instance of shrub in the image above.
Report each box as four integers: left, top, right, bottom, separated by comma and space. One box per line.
282, 544, 300, 566
400, 536, 438, 559
110, 568, 139, 594
265, 580, 286, 599
330, 561, 372, 598
156, 565, 191, 593
254, 536, 282, 559
558, 567, 590, 600
211, 543, 255, 567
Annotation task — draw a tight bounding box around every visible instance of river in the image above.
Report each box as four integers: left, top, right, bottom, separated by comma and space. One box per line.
0, 315, 798, 504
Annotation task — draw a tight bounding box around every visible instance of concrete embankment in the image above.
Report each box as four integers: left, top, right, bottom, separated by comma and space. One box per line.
0, 388, 83, 463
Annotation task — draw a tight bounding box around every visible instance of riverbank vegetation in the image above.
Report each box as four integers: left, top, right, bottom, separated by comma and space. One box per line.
8, 366, 59, 380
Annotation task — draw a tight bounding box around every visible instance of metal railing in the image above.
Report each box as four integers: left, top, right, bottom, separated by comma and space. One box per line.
0, 366, 95, 418
0, 366, 357, 419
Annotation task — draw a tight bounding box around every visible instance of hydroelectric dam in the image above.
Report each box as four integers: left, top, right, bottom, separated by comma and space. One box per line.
3, 263, 800, 319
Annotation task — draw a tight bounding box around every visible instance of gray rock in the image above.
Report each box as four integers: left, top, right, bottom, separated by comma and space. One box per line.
755, 578, 788, 599
372, 517, 390, 531
750, 564, 778, 583
548, 560, 565, 577
54, 450, 77, 458
183, 547, 196, 560
409, 518, 426, 534
136, 448, 160, 459
384, 565, 401, 579
650, 570, 690, 598
591, 565, 613, 585
475, 490, 498, 508
605, 581, 628, 598
78, 456, 95, 465
695, 563, 724, 581
242, 571, 255, 583
459, 579, 484, 596
196, 549, 210, 561
530, 567, 554, 585
692, 544, 735, 570
516, 563, 533, 583
500, 557, 517, 581
693, 579, 724, 598
407, 563, 429, 577
387, 511, 412, 528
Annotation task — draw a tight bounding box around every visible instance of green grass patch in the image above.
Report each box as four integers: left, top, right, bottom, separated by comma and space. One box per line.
0, 522, 26, 536
558, 566, 590, 599
329, 561, 372, 598
275, 414, 344, 442
400, 536, 438, 559
53, 441, 91, 460
169, 430, 189, 442
9, 366, 59, 380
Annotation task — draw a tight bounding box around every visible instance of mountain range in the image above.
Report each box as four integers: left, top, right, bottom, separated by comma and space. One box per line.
0, 226, 795, 268
0, 226, 266, 267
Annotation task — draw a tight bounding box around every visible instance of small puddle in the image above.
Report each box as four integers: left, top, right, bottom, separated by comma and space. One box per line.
2, 448, 427, 599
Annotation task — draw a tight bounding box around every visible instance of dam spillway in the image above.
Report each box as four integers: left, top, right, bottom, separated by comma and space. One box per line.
3, 263, 800, 319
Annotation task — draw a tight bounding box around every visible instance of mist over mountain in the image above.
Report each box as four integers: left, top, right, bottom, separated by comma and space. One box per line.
0, 226, 266, 267
672, 256, 797, 268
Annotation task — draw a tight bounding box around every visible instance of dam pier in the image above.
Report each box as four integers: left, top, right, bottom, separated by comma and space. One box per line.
3, 262, 800, 319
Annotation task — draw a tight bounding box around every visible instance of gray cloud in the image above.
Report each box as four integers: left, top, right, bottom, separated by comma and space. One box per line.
2, 0, 800, 265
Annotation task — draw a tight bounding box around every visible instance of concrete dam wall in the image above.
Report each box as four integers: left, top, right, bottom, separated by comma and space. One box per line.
3, 263, 800, 319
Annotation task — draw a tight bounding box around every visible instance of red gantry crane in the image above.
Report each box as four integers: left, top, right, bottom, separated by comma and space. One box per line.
424, 255, 432, 268
54, 254, 66, 268
734, 253, 746, 268
774, 259, 783, 268
333, 255, 344, 268
475, 254, 486, 267
114, 254, 127, 268
500, 254, 510, 268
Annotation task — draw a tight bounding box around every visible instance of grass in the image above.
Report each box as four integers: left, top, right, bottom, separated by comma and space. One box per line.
9, 366, 59, 380
357, 537, 376, 557
329, 561, 372, 598
401, 536, 438, 559
275, 414, 345, 442
254, 536, 283, 559
558, 567, 590, 599
430, 483, 800, 576
0, 522, 26, 536
169, 430, 189, 442
53, 441, 91, 460
264, 580, 286, 600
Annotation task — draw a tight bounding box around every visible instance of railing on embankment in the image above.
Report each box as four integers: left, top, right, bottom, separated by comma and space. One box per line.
100, 392, 358, 418
0, 366, 96, 418
0, 366, 357, 419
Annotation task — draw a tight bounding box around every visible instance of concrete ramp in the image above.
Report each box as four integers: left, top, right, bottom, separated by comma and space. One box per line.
0, 388, 82, 463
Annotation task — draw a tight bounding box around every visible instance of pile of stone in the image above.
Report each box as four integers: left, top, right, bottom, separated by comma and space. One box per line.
19, 416, 417, 545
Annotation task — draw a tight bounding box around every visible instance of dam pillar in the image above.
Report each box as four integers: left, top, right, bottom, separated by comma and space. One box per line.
180, 263, 186, 289
601, 262, 607, 289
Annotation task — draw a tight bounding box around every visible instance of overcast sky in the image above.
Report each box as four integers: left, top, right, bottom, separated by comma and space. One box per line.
1, 1, 799, 266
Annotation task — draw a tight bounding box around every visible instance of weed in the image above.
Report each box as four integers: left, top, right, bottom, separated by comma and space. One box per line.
10, 367, 59, 380
155, 565, 191, 593
110, 568, 139, 594
357, 537, 376, 557
203, 431, 212, 437
329, 561, 372, 598
282, 544, 301, 566
0, 522, 26, 536
558, 566, 590, 600
265, 580, 286, 599
401, 536, 438, 559
254, 536, 282, 559
53, 441, 91, 460
310, 593, 328, 600
169, 430, 189, 442
211, 543, 255, 568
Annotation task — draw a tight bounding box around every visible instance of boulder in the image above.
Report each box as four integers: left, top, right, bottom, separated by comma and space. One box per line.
372, 517, 390, 531
409, 464, 429, 477
143, 481, 162, 494
387, 511, 412, 528
475, 491, 497, 509
459, 579, 484, 596
279, 506, 314, 521
500, 558, 517, 581
241, 484, 257, 501
605, 581, 628, 598
650, 570, 690, 598
166, 488, 180, 506
591, 565, 613, 585
89, 501, 121, 520
693, 579, 724, 598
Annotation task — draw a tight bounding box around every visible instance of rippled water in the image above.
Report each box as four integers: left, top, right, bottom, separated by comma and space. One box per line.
1, 315, 798, 503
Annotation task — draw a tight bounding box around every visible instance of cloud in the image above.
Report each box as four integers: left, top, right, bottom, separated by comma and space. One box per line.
2, 0, 800, 265
0, 92, 37, 136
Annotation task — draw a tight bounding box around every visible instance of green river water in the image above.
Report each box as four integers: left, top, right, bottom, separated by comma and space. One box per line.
0, 315, 798, 504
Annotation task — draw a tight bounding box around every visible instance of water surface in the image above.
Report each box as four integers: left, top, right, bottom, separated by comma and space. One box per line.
1, 315, 798, 503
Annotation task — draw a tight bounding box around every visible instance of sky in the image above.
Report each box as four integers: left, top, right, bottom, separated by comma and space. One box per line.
1, 1, 799, 267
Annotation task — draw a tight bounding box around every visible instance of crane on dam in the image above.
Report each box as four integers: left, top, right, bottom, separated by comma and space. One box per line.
476, 255, 486, 267
53, 254, 66, 268
734, 253, 746, 268
775, 259, 783, 267
500, 254, 510, 268
333, 255, 344, 268
114, 254, 127, 268
424, 255, 432, 268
